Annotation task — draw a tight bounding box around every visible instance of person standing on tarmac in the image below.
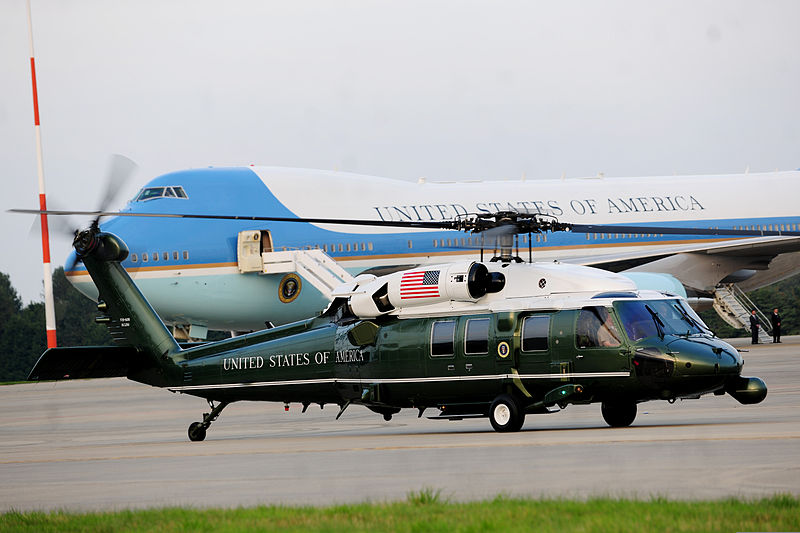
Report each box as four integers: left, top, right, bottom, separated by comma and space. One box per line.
771, 308, 782, 343
750, 310, 759, 344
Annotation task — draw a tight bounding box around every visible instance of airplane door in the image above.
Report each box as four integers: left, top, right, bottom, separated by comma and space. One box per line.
572, 306, 630, 376
236, 230, 273, 273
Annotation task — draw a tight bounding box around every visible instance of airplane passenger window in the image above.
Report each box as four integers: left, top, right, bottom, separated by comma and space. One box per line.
183, 251, 189, 260
131, 253, 138, 262
368, 242, 373, 251
152, 252, 159, 262
464, 318, 490, 355
173, 251, 178, 260
142, 253, 148, 262
431, 321, 456, 357
522, 315, 550, 351
162, 252, 169, 261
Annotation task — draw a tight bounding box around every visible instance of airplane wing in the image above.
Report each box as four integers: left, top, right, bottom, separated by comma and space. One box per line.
567, 236, 800, 273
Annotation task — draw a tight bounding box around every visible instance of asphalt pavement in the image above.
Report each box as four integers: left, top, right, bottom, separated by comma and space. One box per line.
1, 335, 798, 511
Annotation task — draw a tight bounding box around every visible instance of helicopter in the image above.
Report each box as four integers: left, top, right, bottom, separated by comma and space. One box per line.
24, 211, 773, 440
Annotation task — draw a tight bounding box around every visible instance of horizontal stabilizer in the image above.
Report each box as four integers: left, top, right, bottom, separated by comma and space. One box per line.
27, 346, 137, 381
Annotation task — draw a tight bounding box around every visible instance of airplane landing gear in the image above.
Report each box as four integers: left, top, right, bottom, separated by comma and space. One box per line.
188, 400, 229, 442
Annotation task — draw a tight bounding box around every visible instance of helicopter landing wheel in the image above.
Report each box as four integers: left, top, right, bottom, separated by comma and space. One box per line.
188, 422, 207, 442
489, 394, 525, 432
601, 401, 637, 427
187, 400, 230, 442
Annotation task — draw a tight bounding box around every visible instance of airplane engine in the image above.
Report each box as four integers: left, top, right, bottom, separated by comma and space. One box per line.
346, 262, 505, 318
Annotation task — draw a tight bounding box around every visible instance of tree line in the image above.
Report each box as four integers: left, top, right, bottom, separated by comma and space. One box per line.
1, 268, 798, 382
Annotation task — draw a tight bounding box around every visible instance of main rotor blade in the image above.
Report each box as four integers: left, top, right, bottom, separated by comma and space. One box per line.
9, 208, 800, 238
7, 209, 456, 230
566, 223, 800, 237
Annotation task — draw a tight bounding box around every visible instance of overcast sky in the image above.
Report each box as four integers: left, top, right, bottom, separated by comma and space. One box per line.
1, 0, 799, 304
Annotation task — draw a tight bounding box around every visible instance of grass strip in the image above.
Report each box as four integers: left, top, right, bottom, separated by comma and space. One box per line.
1, 493, 798, 533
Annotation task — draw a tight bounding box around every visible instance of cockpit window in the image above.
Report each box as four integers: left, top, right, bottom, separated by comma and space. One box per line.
134, 186, 188, 201
614, 299, 710, 341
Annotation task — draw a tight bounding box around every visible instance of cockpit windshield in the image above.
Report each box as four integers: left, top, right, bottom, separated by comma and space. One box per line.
614, 299, 712, 341
133, 186, 188, 202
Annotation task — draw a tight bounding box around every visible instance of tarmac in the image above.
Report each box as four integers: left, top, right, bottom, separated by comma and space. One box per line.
1, 335, 798, 511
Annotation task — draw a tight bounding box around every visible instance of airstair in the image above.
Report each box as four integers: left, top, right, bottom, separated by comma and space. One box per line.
260, 249, 354, 299
713, 284, 772, 343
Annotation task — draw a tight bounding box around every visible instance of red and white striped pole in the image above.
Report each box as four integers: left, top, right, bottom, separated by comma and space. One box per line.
26, 0, 57, 348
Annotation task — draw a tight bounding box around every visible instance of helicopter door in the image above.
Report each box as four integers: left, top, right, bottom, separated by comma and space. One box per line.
424, 319, 460, 401
517, 314, 551, 378
460, 315, 496, 397
573, 306, 629, 376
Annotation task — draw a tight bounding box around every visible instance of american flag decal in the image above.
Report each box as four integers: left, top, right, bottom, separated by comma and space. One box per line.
400, 270, 441, 299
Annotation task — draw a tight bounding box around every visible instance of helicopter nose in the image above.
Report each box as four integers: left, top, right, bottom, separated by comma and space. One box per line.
676, 344, 741, 378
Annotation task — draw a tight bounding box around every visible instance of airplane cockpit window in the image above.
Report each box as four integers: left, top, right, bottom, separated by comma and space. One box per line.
133, 186, 188, 201
522, 315, 550, 351
431, 320, 456, 357
576, 307, 621, 348
464, 318, 490, 355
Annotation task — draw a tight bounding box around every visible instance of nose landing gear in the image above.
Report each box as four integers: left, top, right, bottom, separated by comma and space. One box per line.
188, 400, 229, 441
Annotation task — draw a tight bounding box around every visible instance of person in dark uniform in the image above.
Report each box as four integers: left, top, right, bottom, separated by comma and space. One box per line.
749, 310, 759, 344
771, 308, 781, 343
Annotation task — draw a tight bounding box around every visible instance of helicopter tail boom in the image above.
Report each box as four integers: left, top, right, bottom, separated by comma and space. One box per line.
48, 229, 184, 387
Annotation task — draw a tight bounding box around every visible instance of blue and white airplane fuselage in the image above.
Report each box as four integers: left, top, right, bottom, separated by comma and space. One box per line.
66, 167, 800, 334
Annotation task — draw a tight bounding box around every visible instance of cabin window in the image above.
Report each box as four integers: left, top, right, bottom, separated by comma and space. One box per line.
172, 251, 178, 260
464, 318, 490, 355
162, 251, 169, 261
182, 250, 189, 260
131, 253, 138, 262
431, 321, 456, 357
152, 252, 159, 262
521, 315, 550, 352
407, 240, 413, 249
142, 253, 148, 263
576, 307, 621, 348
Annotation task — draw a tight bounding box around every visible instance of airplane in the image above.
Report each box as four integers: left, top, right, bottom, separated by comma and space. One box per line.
56, 165, 800, 339
27, 218, 768, 440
